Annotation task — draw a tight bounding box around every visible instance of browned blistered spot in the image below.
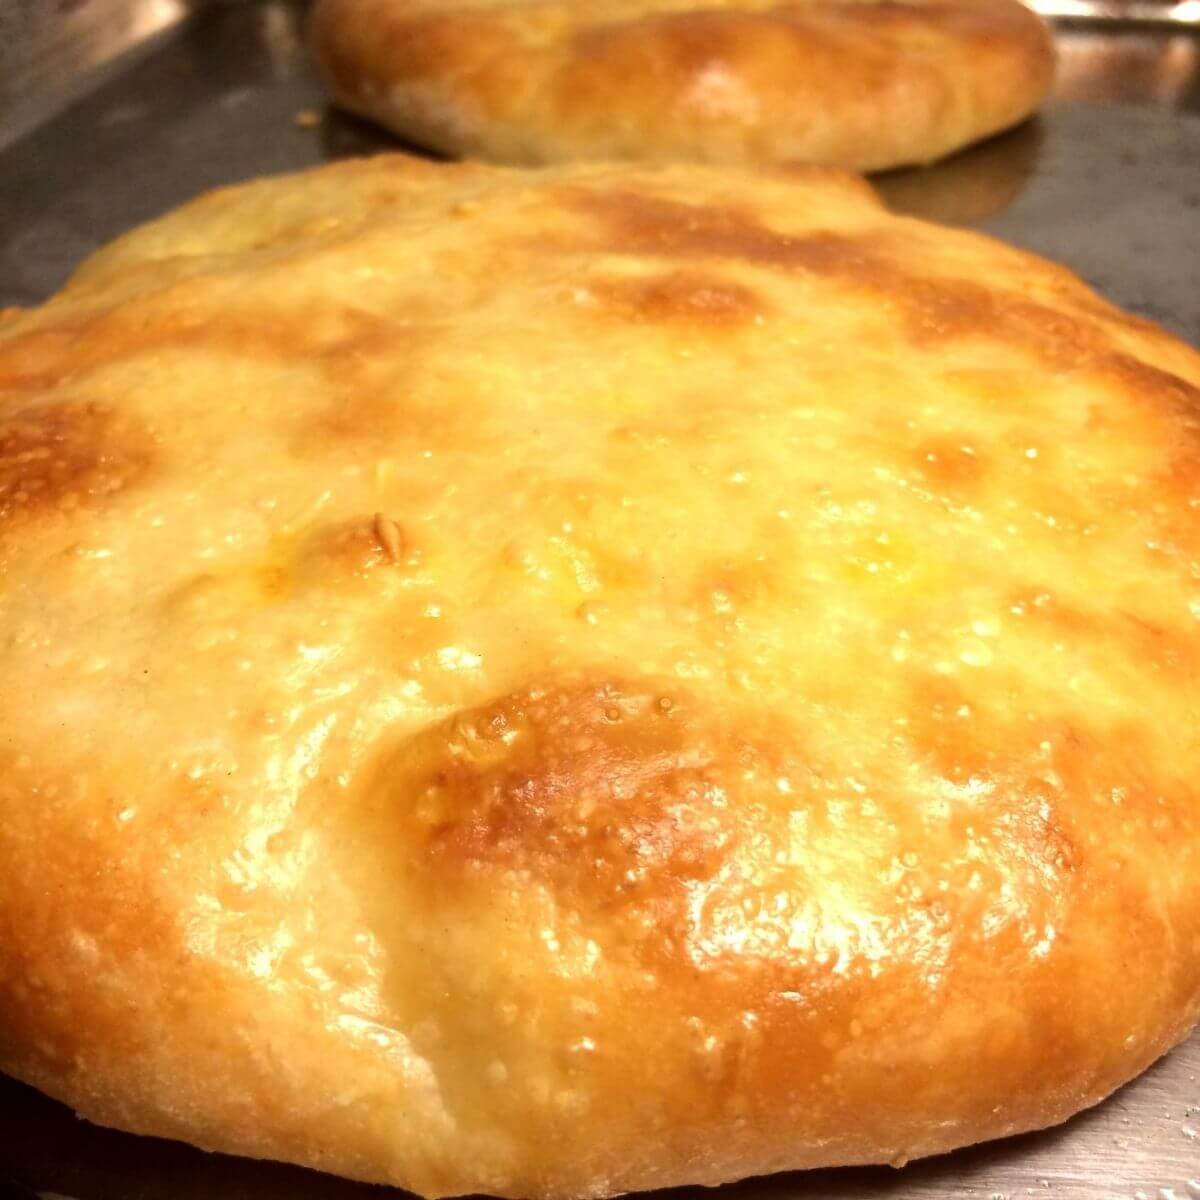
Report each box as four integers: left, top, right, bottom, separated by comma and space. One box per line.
0, 300, 446, 457
561, 1, 1047, 122
559, 191, 1200, 425
299, 325, 455, 453
570, 9, 738, 76
307, 375, 434, 449
914, 438, 986, 492
0, 401, 150, 528
0, 301, 405, 394
1008, 589, 1197, 677
561, 191, 1001, 341
317, 6, 518, 105
905, 673, 994, 786
689, 555, 786, 628
1160, 434, 1200, 501
1123, 614, 1197, 675
386, 680, 741, 904
560, 188, 847, 268
586, 271, 765, 327
562, 190, 996, 338
1102, 351, 1200, 428
1148, 452, 1200, 563
559, 9, 810, 121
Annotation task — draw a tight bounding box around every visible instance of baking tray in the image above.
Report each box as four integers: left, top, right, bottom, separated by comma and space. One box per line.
1033, 1, 1200, 23
0, 2, 1199, 1198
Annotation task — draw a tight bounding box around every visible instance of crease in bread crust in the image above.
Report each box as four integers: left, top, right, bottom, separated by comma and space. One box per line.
309, 0, 1056, 170
1, 155, 1199, 1198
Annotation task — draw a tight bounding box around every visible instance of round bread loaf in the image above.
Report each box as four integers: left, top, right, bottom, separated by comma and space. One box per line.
310, 0, 1056, 170
1, 155, 1198, 1199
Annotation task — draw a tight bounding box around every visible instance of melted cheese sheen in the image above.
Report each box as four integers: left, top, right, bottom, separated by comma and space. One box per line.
1, 156, 1199, 1199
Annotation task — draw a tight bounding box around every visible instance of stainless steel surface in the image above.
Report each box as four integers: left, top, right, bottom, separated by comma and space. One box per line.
1033, 1, 1200, 25
0, 2, 1199, 1198
0, 0, 192, 151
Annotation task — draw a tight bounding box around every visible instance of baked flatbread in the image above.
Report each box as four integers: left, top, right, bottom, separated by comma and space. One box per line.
1, 155, 1199, 1199
310, 0, 1056, 170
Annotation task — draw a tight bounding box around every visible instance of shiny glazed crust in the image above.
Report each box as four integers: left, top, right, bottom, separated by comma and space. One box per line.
2, 155, 1200, 1199
309, 0, 1056, 170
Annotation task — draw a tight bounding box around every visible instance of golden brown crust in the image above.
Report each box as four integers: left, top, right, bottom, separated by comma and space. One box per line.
309, 0, 1056, 170
2, 155, 1200, 1198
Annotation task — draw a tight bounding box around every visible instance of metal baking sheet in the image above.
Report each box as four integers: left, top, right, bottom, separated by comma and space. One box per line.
1033, 1, 1200, 24
0, 0, 193, 153
0, 2, 1199, 1198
